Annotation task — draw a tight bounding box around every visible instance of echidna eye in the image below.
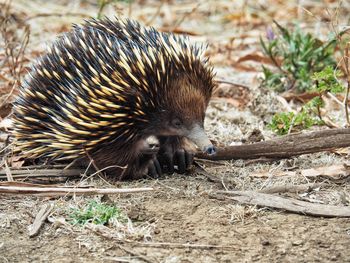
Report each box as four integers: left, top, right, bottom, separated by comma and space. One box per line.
172, 118, 182, 128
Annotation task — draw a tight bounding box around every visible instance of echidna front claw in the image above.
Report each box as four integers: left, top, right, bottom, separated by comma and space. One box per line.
161, 152, 174, 174
158, 148, 194, 175
174, 149, 194, 174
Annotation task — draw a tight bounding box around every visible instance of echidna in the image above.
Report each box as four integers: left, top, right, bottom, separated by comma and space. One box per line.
12, 17, 216, 180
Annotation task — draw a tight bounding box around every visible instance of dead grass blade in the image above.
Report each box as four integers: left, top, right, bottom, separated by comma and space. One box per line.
0, 0, 30, 108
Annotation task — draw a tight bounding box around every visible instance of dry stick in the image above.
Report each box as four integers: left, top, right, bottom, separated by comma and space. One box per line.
0, 169, 83, 180
0, 174, 79, 180
170, 3, 200, 31
28, 203, 54, 237
117, 245, 156, 263
132, 241, 235, 250
84, 148, 103, 178
344, 42, 350, 126
328, 3, 350, 125
0, 185, 154, 196
25, 12, 89, 21
196, 128, 350, 160
83, 148, 114, 186
214, 79, 250, 89
218, 190, 350, 217
4, 161, 13, 181
7, 164, 67, 170
258, 183, 324, 194
0, 14, 30, 107
145, 1, 164, 26
85, 223, 235, 251
0, 181, 94, 188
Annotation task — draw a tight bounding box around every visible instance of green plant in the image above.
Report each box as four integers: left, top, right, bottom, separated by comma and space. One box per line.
69, 200, 126, 225
268, 110, 321, 135
312, 65, 344, 93
310, 66, 344, 121
268, 66, 344, 135
260, 21, 337, 92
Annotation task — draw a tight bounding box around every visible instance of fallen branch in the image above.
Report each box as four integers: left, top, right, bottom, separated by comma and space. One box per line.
218, 190, 350, 217
0, 182, 154, 196
197, 128, 350, 160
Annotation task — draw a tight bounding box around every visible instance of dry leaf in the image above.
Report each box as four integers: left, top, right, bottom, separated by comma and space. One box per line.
300, 164, 350, 180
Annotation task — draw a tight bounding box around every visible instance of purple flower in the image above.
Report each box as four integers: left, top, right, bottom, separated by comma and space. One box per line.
266, 27, 275, 41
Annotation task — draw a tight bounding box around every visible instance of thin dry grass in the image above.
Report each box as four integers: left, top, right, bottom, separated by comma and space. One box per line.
0, 1, 29, 106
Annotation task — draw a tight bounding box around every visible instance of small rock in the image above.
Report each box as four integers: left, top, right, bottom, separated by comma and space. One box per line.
292, 239, 303, 246
261, 239, 270, 246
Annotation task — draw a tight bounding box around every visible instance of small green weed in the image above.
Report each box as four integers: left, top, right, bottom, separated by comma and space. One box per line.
268, 110, 321, 135
312, 65, 344, 94
69, 200, 126, 226
260, 21, 337, 92
268, 66, 345, 135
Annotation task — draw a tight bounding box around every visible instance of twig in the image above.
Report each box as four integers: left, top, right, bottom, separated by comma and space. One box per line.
259, 183, 324, 194
4, 161, 13, 181
145, 1, 164, 26
0, 183, 154, 196
244, 157, 278, 165
327, 1, 350, 125
218, 190, 350, 217
170, 3, 200, 31
28, 203, 54, 237
84, 148, 103, 178
0, 1, 30, 106
132, 241, 235, 250
117, 244, 156, 263
193, 164, 222, 185
25, 12, 89, 21
214, 78, 250, 89
344, 42, 350, 126
83, 148, 117, 186
4, 164, 67, 170
326, 92, 345, 107
0, 168, 83, 178
85, 223, 236, 250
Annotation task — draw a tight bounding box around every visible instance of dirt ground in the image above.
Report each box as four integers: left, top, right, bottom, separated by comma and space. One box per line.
1, 0, 350, 262
1, 175, 350, 263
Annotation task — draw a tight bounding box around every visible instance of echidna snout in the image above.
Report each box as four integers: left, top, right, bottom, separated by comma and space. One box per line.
186, 124, 216, 155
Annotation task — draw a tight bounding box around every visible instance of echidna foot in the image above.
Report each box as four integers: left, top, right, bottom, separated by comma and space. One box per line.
160, 149, 194, 174
141, 136, 195, 177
